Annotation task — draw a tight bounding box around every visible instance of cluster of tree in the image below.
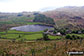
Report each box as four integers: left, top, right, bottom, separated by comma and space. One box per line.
33, 14, 55, 25
17, 13, 23, 16
71, 30, 84, 34
54, 26, 84, 35
65, 34, 83, 40
53, 27, 68, 35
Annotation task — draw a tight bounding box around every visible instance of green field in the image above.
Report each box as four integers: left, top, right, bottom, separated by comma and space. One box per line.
0, 30, 62, 41
1, 30, 84, 41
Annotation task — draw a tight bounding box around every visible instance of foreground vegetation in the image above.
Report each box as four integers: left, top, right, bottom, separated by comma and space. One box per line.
0, 39, 84, 56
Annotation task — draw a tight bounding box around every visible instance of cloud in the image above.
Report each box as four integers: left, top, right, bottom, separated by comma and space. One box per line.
0, 0, 12, 2
0, 0, 84, 12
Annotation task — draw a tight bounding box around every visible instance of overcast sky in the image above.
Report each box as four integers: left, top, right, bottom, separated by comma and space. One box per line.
0, 0, 84, 12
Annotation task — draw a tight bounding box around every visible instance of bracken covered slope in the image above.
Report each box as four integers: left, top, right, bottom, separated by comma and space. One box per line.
43, 6, 84, 29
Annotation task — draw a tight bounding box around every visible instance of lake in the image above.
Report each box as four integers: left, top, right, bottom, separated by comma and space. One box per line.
10, 25, 53, 32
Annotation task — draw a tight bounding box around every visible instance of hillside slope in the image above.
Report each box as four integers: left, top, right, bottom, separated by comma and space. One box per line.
43, 6, 84, 30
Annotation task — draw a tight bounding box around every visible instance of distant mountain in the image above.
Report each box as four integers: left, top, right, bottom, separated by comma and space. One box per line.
40, 7, 57, 12
42, 6, 84, 30
43, 6, 84, 19
0, 12, 37, 21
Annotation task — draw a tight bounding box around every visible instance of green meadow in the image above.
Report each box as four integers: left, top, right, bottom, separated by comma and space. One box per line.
0, 30, 62, 41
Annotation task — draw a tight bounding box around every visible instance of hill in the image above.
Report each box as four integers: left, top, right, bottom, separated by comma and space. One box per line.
43, 6, 84, 30
0, 12, 40, 31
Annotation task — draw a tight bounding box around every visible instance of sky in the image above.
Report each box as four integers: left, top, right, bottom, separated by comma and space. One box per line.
0, 0, 84, 12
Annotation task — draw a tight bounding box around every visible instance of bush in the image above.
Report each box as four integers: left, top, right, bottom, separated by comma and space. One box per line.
60, 29, 66, 35
72, 30, 79, 34
65, 35, 71, 39
53, 30, 57, 34
65, 34, 83, 40
81, 30, 84, 33
18, 35, 21, 38
43, 33, 50, 41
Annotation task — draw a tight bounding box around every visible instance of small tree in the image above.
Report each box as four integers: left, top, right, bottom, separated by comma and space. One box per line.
43, 33, 49, 41
53, 30, 57, 34
72, 35, 76, 40
81, 30, 84, 33
60, 29, 66, 35
65, 35, 71, 39
18, 35, 21, 38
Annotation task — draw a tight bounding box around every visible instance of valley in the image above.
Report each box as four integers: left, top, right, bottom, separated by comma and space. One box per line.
0, 6, 84, 56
